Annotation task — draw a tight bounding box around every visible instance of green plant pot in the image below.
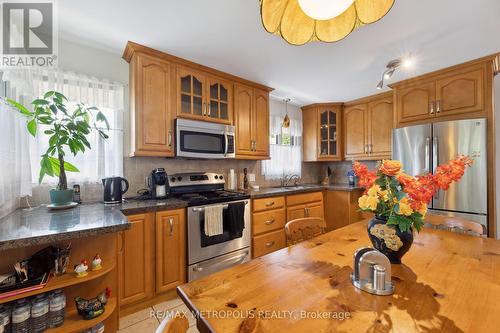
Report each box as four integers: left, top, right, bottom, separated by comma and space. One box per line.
49, 189, 74, 206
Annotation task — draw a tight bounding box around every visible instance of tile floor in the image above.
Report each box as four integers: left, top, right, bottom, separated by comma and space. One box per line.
118, 297, 200, 333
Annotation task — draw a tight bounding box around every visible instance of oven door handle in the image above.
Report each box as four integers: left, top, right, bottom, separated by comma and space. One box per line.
191, 200, 248, 212
192, 250, 250, 272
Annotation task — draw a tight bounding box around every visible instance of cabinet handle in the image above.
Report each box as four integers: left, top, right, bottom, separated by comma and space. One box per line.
436, 100, 441, 113
265, 241, 275, 248
364, 144, 367, 154
203, 102, 207, 116
368, 144, 373, 154
429, 102, 435, 115
265, 219, 275, 225
167, 131, 172, 147
265, 201, 275, 207
304, 207, 309, 217
168, 217, 174, 236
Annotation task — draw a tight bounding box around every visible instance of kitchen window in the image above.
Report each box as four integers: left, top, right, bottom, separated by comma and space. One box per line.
1, 69, 125, 185
261, 99, 302, 180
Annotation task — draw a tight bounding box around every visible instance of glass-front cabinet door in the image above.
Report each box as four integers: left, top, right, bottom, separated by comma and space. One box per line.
177, 67, 233, 124
318, 106, 342, 160
178, 68, 206, 119
207, 76, 233, 124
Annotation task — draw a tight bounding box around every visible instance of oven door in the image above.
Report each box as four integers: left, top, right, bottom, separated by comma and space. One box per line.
187, 199, 251, 265
188, 248, 250, 281
176, 119, 235, 158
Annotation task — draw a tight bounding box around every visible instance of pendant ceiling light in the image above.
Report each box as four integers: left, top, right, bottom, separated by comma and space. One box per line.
260, 0, 395, 45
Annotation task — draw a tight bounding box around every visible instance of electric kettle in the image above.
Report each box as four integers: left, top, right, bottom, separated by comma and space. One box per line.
102, 177, 129, 204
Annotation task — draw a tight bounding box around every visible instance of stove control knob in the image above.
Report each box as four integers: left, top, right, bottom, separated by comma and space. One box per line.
219, 175, 224, 180
170, 177, 176, 182
177, 176, 182, 181
214, 175, 219, 179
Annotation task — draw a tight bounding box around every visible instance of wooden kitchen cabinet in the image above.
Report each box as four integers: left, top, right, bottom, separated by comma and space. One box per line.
176, 67, 233, 124
344, 92, 393, 160
392, 57, 495, 127
234, 84, 270, 159
302, 103, 343, 161
286, 192, 324, 221
324, 190, 365, 231
119, 213, 155, 307
155, 209, 186, 293
128, 53, 174, 157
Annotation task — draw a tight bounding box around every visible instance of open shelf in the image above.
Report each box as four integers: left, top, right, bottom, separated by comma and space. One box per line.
48, 297, 117, 333
0, 263, 115, 303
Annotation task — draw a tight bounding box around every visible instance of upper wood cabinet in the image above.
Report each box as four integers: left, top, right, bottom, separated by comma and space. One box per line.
123, 41, 273, 159
234, 84, 270, 159
344, 92, 393, 160
392, 56, 496, 127
176, 67, 233, 124
155, 209, 186, 293
302, 104, 343, 162
128, 53, 174, 157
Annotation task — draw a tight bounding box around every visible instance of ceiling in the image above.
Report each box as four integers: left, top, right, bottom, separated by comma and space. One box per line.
59, 0, 500, 106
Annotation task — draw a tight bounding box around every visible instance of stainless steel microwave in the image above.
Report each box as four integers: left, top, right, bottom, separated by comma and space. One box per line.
176, 118, 235, 159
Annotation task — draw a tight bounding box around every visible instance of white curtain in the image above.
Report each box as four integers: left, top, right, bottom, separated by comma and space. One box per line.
2, 68, 125, 185
0, 94, 32, 218
261, 99, 302, 180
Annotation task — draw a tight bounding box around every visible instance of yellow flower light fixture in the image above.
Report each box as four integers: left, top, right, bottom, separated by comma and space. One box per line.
260, 0, 395, 45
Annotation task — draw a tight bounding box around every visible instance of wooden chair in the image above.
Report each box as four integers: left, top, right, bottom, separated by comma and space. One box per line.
156, 316, 189, 333
285, 217, 327, 245
424, 214, 486, 237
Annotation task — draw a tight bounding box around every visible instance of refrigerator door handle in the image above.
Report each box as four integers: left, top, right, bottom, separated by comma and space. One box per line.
433, 136, 439, 199
425, 137, 430, 173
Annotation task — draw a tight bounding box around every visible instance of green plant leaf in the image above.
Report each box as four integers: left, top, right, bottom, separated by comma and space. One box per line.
53, 91, 68, 101
43, 91, 55, 99
63, 160, 79, 172
27, 119, 37, 137
32, 99, 49, 105
7, 99, 32, 116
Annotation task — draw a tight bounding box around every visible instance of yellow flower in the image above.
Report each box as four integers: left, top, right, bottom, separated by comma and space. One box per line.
359, 195, 379, 211
367, 185, 389, 202
398, 197, 413, 216
418, 203, 427, 218
367, 185, 381, 197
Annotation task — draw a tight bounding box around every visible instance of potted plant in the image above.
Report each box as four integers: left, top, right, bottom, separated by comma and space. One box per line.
8, 91, 109, 206
353, 156, 473, 264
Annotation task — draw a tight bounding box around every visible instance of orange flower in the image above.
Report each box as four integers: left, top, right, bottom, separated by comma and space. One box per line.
397, 173, 415, 187
379, 160, 402, 176
353, 161, 377, 189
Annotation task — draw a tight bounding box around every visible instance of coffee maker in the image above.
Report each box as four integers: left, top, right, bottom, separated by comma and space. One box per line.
148, 168, 170, 199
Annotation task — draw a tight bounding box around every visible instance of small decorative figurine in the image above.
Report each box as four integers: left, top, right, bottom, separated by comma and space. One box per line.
74, 259, 89, 278
75, 288, 111, 320
91, 254, 102, 271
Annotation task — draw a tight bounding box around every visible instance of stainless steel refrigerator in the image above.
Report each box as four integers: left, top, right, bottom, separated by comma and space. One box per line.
393, 118, 487, 230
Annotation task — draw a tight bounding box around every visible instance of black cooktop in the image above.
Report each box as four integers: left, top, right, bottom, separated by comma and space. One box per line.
172, 190, 249, 207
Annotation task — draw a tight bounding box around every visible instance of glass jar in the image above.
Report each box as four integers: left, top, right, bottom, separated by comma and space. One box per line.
11, 300, 30, 333
31, 294, 49, 333
0, 304, 11, 333
48, 289, 66, 328
91, 322, 105, 333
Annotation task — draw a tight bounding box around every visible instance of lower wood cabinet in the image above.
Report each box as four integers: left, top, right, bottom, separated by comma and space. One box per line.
120, 209, 186, 309
324, 190, 365, 231
119, 213, 155, 306
251, 192, 324, 258
155, 209, 186, 293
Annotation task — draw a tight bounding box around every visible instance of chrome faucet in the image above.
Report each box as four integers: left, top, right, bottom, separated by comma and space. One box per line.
281, 174, 301, 187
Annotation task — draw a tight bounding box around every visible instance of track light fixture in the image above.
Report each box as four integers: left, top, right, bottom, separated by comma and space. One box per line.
376, 55, 413, 89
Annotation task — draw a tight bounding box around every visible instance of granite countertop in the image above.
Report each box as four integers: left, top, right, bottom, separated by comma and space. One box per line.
0, 198, 188, 251
244, 183, 364, 199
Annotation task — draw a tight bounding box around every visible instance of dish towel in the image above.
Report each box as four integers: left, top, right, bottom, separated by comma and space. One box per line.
204, 205, 224, 237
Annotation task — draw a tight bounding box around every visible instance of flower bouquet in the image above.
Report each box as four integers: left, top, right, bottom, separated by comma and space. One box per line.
353, 156, 473, 263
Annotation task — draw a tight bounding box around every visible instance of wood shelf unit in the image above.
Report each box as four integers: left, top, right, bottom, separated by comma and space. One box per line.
48, 297, 117, 333
0, 263, 115, 304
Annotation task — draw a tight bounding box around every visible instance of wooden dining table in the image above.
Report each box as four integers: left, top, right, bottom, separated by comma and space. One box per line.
177, 220, 500, 333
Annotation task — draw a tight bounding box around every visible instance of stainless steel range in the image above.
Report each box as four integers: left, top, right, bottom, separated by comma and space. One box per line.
169, 172, 251, 281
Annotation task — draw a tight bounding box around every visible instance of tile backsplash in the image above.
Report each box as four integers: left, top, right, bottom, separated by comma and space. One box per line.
24, 157, 323, 206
